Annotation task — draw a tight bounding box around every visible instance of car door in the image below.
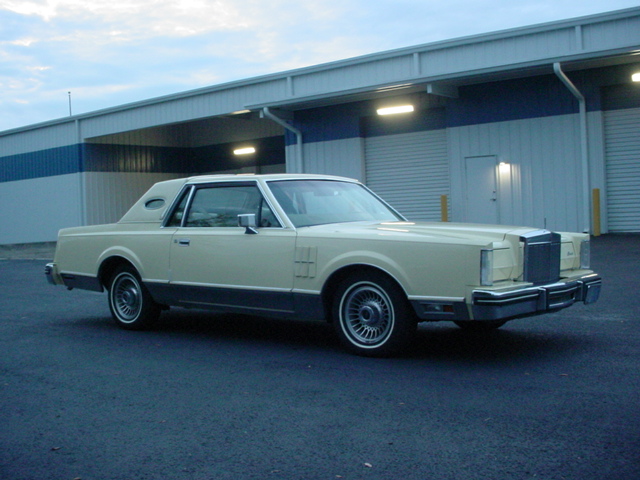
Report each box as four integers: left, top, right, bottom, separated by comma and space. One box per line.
167, 181, 297, 314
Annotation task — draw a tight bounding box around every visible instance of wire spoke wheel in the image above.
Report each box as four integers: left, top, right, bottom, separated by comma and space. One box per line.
107, 265, 160, 330
343, 284, 394, 345
333, 272, 416, 357
112, 273, 142, 322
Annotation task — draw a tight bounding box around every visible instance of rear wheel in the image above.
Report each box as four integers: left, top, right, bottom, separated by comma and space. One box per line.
332, 272, 416, 357
108, 265, 160, 330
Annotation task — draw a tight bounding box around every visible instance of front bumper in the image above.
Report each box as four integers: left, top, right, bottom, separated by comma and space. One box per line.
471, 274, 602, 321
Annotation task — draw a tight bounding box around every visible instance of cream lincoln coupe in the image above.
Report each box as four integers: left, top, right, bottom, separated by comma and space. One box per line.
45, 174, 601, 356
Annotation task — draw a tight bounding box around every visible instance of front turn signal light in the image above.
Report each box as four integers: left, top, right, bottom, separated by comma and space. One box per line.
481, 249, 494, 286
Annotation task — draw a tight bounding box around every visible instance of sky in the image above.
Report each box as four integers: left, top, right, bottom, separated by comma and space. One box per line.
1, 0, 638, 132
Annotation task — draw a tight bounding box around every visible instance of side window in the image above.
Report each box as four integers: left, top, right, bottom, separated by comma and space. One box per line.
165, 187, 191, 227
184, 185, 280, 228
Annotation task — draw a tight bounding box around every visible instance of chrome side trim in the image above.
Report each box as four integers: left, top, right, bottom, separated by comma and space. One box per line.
408, 295, 465, 303
169, 280, 291, 293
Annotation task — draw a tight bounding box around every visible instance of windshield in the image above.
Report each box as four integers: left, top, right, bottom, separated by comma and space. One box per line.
268, 180, 404, 227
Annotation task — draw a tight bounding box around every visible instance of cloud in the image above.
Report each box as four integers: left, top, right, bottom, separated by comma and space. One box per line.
0, 0, 329, 39
0, 0, 638, 131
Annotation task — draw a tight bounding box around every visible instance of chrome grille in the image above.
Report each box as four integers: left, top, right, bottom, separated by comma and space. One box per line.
521, 230, 561, 285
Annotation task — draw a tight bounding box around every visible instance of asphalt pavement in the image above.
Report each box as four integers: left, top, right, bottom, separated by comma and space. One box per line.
0, 235, 639, 480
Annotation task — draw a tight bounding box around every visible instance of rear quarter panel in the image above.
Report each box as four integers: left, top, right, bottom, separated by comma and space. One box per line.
55, 224, 175, 284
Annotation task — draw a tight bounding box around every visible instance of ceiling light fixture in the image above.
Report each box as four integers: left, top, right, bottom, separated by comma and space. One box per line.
632, 73, 640, 82
233, 147, 256, 155
377, 105, 414, 116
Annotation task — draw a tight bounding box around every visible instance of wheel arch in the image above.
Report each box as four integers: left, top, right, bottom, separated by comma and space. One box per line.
98, 256, 137, 289
321, 264, 409, 324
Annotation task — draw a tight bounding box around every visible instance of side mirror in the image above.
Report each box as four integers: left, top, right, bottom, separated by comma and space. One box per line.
238, 214, 258, 235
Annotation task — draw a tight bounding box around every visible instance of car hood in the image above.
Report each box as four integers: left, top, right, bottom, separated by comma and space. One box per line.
300, 221, 541, 246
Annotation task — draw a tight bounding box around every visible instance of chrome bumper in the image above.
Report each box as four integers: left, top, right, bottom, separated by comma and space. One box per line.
471, 274, 602, 321
44, 263, 60, 286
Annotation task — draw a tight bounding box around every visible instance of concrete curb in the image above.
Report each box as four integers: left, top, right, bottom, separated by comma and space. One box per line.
0, 242, 56, 261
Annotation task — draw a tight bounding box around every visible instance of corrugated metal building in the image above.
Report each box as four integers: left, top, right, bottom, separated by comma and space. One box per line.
2, 7, 640, 245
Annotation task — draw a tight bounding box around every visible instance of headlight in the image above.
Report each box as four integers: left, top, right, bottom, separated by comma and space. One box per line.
580, 239, 591, 269
481, 249, 494, 286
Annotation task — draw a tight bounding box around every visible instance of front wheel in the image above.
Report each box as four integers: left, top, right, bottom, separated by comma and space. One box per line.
332, 272, 416, 357
108, 265, 160, 330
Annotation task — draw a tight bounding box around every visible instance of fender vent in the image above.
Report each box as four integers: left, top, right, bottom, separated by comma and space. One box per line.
295, 246, 317, 278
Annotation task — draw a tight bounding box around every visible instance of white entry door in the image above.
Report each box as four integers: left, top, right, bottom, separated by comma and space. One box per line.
465, 156, 498, 224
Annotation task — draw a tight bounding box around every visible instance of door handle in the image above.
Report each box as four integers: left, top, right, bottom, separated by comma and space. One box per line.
177, 238, 190, 246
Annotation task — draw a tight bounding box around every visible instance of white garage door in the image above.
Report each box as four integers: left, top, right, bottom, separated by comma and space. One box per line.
604, 107, 640, 233
364, 130, 449, 221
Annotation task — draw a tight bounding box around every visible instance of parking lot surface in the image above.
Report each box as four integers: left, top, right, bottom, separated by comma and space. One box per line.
1, 235, 639, 480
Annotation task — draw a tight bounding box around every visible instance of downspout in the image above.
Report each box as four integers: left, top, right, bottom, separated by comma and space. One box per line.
75, 118, 86, 226
553, 62, 591, 233
261, 107, 303, 173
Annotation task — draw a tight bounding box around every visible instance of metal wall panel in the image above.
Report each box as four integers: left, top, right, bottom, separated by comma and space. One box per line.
293, 56, 413, 98
79, 79, 286, 139
448, 114, 584, 232
582, 14, 640, 51
0, 174, 82, 244
364, 130, 449, 221
604, 107, 640, 232
184, 117, 283, 146
587, 111, 608, 232
83, 136, 284, 175
419, 29, 576, 78
83, 143, 187, 173
283, 8, 640, 105
87, 125, 190, 147
0, 121, 78, 155
302, 137, 365, 181
83, 172, 183, 226
87, 117, 284, 148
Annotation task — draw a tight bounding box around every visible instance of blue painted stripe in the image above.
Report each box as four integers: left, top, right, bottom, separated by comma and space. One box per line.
1, 137, 285, 183
287, 75, 586, 146
82, 143, 189, 172
293, 102, 365, 144
362, 107, 446, 137
84, 136, 284, 173
447, 76, 581, 128
602, 84, 640, 110
0, 144, 82, 182
289, 70, 640, 146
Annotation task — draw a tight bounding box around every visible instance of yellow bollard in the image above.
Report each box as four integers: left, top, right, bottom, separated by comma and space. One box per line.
441, 195, 448, 222
592, 188, 601, 237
